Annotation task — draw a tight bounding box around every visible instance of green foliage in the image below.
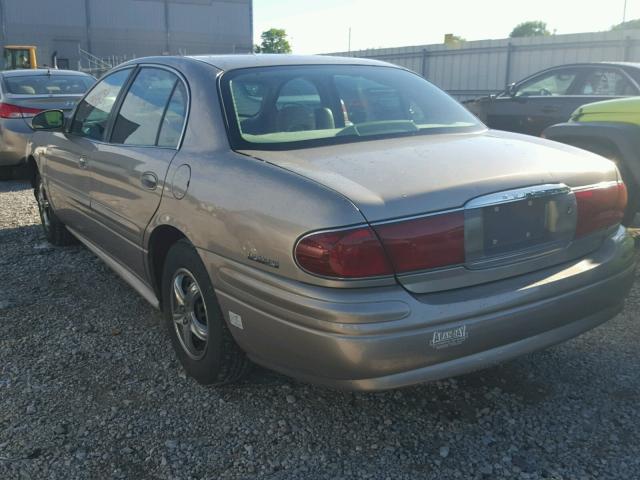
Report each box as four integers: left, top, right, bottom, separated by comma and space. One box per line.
612, 19, 640, 30
254, 28, 292, 54
510, 21, 551, 38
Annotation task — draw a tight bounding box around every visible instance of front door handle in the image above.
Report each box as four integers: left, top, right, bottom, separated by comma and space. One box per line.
78, 156, 88, 169
541, 106, 559, 114
141, 172, 158, 190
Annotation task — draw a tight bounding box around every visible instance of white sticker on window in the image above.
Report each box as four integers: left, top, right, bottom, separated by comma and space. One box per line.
229, 311, 244, 330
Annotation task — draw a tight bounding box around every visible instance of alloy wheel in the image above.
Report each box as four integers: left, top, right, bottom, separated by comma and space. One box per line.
170, 268, 209, 360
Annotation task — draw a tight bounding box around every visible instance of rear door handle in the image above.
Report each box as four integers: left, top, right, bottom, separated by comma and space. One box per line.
78, 156, 88, 169
141, 172, 158, 190
541, 106, 559, 114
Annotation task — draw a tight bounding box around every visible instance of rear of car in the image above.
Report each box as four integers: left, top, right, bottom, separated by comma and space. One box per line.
206, 61, 637, 390
0, 70, 94, 174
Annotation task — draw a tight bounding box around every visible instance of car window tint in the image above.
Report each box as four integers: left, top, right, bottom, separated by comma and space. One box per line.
157, 82, 188, 148
516, 70, 578, 97
578, 69, 635, 96
70, 68, 132, 141
272, 78, 324, 132
111, 68, 178, 146
231, 79, 264, 118
225, 65, 481, 148
4, 75, 94, 95
276, 78, 321, 110
335, 75, 412, 123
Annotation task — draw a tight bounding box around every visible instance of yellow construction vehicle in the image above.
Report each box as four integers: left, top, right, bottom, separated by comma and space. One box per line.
3, 45, 38, 70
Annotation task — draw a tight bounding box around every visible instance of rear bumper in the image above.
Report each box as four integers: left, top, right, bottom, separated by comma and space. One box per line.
0, 118, 32, 167
200, 227, 636, 391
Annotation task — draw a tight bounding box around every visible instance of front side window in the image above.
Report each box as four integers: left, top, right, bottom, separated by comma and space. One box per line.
4, 75, 94, 95
515, 69, 578, 97
111, 68, 181, 146
70, 68, 133, 141
222, 65, 482, 150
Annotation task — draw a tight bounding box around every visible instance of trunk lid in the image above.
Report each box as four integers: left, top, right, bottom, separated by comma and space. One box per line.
240, 130, 617, 222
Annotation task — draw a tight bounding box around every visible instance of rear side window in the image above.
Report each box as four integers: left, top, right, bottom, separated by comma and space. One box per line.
4, 75, 94, 95
157, 82, 188, 148
578, 69, 636, 96
111, 68, 180, 146
71, 68, 133, 141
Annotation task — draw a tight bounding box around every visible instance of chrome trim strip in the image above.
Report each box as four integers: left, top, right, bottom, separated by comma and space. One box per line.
465, 184, 571, 209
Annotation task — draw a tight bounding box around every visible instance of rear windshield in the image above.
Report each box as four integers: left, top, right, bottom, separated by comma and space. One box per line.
220, 65, 483, 150
4, 75, 94, 95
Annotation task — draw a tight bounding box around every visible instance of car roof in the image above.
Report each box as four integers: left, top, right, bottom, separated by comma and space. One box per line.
123, 54, 397, 72
0, 68, 93, 77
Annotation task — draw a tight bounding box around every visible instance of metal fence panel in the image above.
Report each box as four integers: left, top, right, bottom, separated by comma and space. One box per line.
328, 30, 640, 101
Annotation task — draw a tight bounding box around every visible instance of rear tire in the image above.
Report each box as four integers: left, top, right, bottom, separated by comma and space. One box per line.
34, 173, 76, 246
161, 239, 251, 385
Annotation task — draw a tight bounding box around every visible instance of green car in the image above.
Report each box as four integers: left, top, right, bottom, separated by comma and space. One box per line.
544, 97, 640, 224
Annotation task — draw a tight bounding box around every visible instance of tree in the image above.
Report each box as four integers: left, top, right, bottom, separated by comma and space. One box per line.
612, 19, 640, 30
510, 21, 550, 38
254, 28, 292, 54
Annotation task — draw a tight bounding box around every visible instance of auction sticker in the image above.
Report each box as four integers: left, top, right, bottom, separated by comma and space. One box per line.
430, 325, 468, 350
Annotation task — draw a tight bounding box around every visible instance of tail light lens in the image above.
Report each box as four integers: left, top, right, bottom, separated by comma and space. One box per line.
296, 181, 625, 279
374, 212, 465, 273
0, 103, 43, 119
295, 226, 393, 278
295, 211, 465, 278
575, 181, 627, 237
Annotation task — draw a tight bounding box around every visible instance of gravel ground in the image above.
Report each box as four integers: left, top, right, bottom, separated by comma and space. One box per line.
1, 179, 639, 480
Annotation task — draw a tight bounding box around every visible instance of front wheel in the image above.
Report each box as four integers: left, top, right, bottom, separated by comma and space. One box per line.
34, 174, 76, 246
161, 240, 251, 385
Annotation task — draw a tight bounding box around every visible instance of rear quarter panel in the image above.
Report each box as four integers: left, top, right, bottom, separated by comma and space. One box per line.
146, 60, 373, 287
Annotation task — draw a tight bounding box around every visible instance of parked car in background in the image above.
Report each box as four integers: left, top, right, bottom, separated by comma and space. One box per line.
465, 62, 640, 136
28, 55, 636, 390
0, 69, 94, 179
544, 96, 640, 225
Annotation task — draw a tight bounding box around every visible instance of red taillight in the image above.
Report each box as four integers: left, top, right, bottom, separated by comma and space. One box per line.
575, 181, 627, 237
374, 212, 465, 273
295, 211, 465, 278
295, 226, 393, 278
0, 102, 43, 119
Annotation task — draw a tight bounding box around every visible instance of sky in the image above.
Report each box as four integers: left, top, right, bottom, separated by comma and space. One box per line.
253, 0, 640, 54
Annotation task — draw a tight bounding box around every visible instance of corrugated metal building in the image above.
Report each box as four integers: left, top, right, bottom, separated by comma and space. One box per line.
0, 0, 253, 70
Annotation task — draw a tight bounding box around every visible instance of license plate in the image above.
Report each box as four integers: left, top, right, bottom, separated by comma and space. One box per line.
482, 197, 548, 256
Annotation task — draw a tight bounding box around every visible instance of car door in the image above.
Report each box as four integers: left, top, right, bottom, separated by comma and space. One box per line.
42, 68, 134, 234
485, 67, 584, 136
85, 66, 188, 279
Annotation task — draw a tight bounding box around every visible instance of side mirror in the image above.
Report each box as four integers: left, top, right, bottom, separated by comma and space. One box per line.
507, 83, 518, 97
31, 110, 65, 131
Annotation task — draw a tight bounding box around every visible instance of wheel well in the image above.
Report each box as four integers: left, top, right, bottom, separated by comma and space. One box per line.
148, 225, 187, 306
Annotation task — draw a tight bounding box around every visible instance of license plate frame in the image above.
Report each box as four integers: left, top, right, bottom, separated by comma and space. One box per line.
464, 184, 577, 269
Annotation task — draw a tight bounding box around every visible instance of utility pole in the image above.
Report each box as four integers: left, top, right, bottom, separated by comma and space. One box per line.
348, 27, 351, 53
623, 0, 628, 23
